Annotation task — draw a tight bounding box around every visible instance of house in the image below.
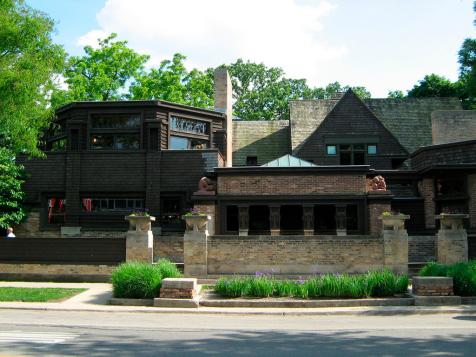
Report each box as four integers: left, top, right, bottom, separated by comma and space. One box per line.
16, 69, 476, 265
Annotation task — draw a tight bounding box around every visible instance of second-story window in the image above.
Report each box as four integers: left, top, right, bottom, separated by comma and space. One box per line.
327, 144, 377, 165
169, 115, 210, 150
90, 113, 141, 150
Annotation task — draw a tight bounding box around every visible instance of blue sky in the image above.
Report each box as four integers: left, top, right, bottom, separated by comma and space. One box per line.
28, 0, 475, 97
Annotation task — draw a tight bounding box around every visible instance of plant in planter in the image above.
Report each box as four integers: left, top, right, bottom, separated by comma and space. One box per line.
380, 211, 410, 231
125, 210, 155, 232
182, 209, 209, 232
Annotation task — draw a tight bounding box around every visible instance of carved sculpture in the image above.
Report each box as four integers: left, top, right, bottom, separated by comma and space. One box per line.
369, 175, 387, 191
198, 177, 215, 192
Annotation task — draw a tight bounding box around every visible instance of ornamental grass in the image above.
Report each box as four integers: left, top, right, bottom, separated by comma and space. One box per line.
419, 261, 476, 296
213, 270, 409, 299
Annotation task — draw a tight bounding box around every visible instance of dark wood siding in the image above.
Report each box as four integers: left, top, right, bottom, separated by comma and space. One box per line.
391, 199, 426, 233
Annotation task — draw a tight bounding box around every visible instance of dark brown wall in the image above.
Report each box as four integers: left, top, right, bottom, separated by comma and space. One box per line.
296, 91, 408, 169
411, 140, 476, 171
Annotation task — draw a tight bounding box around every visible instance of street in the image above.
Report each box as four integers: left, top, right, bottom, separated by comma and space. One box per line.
0, 310, 474, 356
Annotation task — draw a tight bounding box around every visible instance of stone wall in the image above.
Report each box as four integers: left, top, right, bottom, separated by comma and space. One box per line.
154, 235, 184, 263
207, 235, 384, 275
232, 120, 290, 166
218, 173, 366, 195
432, 110, 476, 145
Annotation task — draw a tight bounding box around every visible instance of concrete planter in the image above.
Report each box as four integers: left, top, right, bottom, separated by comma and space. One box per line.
380, 214, 410, 231
436, 214, 469, 231
125, 215, 156, 232
183, 215, 210, 232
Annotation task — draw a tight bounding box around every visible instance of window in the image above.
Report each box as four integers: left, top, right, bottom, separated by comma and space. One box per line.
367, 144, 377, 155
327, 145, 337, 155
161, 196, 185, 231
47, 197, 65, 224
90, 113, 141, 150
82, 198, 144, 212
170, 136, 208, 150
246, 156, 258, 166
339, 144, 366, 165
226, 206, 239, 232
170, 116, 209, 135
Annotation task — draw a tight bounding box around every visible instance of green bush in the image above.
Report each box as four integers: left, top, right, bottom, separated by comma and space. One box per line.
111, 262, 163, 299
419, 261, 476, 296
156, 259, 182, 279
213, 270, 408, 299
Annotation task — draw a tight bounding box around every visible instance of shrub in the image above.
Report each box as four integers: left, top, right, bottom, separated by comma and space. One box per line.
156, 259, 182, 279
419, 261, 476, 296
111, 262, 162, 299
365, 270, 402, 297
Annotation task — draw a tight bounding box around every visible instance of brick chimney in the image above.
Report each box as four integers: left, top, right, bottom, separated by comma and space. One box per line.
214, 68, 233, 167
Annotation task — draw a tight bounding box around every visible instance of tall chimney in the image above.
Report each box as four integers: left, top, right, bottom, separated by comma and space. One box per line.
214, 68, 233, 167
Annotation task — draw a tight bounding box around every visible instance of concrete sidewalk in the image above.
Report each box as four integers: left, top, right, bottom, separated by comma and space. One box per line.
1, 281, 476, 316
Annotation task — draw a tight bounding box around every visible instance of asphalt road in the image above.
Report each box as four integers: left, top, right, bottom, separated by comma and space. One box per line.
0, 310, 475, 356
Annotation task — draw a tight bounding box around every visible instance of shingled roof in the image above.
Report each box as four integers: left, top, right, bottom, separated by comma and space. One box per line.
289, 96, 462, 154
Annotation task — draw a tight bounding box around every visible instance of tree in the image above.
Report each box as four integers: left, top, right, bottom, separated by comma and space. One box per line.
458, 38, 476, 103
57, 33, 149, 103
388, 90, 405, 99
129, 53, 214, 108
0, 148, 25, 229
0, 0, 65, 156
407, 74, 461, 98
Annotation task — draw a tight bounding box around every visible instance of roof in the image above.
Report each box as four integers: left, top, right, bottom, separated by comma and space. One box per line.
261, 154, 316, 167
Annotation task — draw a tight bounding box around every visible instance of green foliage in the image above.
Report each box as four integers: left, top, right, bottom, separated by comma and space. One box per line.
129, 53, 214, 108
54, 33, 149, 105
0, 0, 65, 156
387, 90, 405, 99
111, 262, 163, 299
0, 148, 25, 228
214, 270, 408, 299
419, 261, 476, 296
156, 259, 182, 279
407, 74, 462, 98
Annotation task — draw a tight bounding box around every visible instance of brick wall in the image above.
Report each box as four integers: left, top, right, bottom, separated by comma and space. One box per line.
207, 235, 384, 274
368, 201, 391, 237
408, 235, 436, 262
154, 235, 184, 263
418, 178, 435, 229
218, 173, 366, 195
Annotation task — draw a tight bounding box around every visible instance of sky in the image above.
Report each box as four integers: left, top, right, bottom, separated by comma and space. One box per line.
28, 0, 476, 97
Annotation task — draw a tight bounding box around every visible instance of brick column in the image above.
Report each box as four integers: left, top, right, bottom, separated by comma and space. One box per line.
238, 205, 249, 236
468, 174, 476, 229
367, 192, 393, 236
269, 205, 280, 236
183, 215, 210, 277
382, 215, 409, 274
303, 205, 314, 236
419, 178, 435, 229
436, 214, 468, 264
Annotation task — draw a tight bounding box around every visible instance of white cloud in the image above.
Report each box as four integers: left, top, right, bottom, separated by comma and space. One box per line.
76, 0, 347, 86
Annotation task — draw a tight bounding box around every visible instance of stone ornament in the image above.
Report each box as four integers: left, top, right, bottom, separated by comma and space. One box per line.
183, 215, 210, 232
196, 177, 216, 195
380, 214, 410, 231
125, 215, 156, 232
436, 214, 469, 231
369, 175, 387, 191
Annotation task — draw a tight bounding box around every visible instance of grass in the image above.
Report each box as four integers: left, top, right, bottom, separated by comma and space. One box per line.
214, 270, 409, 299
419, 261, 476, 296
111, 260, 182, 299
0, 287, 86, 302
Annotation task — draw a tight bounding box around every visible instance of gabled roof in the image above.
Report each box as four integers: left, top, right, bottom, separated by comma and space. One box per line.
261, 154, 316, 167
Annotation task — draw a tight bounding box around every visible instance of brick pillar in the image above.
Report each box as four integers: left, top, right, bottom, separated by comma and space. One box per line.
468, 174, 476, 229
214, 68, 233, 167
335, 205, 347, 236
269, 205, 280, 236
382, 215, 409, 274
183, 215, 210, 277
125, 216, 155, 263
238, 205, 249, 236
419, 178, 435, 229
436, 214, 468, 264
303, 205, 314, 236
367, 192, 393, 236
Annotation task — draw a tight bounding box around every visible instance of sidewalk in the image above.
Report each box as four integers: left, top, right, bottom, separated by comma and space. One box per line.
1, 281, 476, 316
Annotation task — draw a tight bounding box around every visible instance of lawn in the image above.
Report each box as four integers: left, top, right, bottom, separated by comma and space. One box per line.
0, 287, 86, 302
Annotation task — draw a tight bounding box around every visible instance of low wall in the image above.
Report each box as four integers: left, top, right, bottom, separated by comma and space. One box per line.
408, 235, 436, 263
207, 235, 384, 275
0, 263, 115, 282
154, 235, 184, 263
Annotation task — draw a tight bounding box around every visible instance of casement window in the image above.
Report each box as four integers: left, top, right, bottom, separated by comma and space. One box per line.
81, 198, 144, 212
90, 113, 141, 150
246, 156, 258, 166
326, 144, 377, 165
47, 197, 66, 224
169, 115, 210, 150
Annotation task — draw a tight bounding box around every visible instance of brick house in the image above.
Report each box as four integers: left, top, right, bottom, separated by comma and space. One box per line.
16, 69, 476, 265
